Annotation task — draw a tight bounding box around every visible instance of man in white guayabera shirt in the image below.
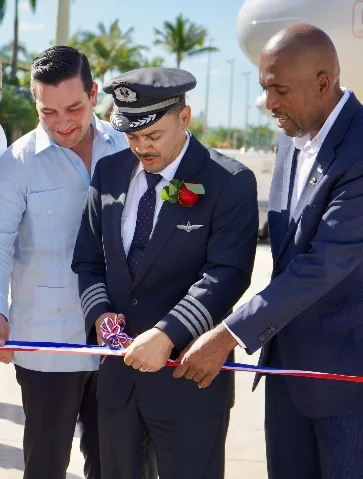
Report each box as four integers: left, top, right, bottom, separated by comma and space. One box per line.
0, 46, 127, 479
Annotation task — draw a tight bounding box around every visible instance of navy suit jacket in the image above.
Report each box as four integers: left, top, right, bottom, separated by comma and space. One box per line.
225, 92, 363, 417
72, 136, 258, 419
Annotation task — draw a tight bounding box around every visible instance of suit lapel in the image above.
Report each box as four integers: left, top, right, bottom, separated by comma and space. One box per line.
275, 92, 360, 264
131, 137, 207, 290
109, 153, 137, 289
279, 141, 297, 242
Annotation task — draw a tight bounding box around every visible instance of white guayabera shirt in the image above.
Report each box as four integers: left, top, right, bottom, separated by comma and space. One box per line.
0, 114, 127, 372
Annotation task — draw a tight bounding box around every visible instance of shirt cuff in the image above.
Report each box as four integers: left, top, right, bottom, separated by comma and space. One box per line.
222, 320, 246, 348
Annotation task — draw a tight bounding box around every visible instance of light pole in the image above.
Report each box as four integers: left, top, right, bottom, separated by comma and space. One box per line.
226, 59, 236, 146
54, 0, 70, 46
241, 71, 251, 130
202, 39, 214, 146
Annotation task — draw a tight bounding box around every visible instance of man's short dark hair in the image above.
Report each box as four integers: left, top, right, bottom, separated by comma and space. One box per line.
167, 94, 186, 117
30, 46, 93, 98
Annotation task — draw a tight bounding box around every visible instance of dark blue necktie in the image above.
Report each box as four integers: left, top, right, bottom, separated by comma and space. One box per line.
127, 171, 163, 279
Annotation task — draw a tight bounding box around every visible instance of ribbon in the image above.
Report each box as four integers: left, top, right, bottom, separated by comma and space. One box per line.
2, 340, 363, 383
3, 316, 363, 383
100, 315, 132, 349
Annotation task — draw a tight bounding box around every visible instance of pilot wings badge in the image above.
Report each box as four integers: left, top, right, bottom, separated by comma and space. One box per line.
176, 221, 203, 233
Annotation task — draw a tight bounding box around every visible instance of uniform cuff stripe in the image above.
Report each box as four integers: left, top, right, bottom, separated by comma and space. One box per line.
174, 305, 204, 335
184, 295, 213, 329
81, 283, 107, 305
169, 310, 199, 339
176, 302, 209, 334
82, 292, 109, 315
84, 297, 110, 318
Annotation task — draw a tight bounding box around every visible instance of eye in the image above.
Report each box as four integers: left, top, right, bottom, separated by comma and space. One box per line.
149, 136, 161, 141
277, 90, 288, 95
69, 107, 81, 112
42, 111, 54, 115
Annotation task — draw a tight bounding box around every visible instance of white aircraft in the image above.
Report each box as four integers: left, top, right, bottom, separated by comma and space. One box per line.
237, 0, 363, 113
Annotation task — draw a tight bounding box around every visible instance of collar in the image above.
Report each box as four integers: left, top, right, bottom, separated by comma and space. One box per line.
293, 88, 351, 155
34, 113, 113, 155
132, 131, 190, 181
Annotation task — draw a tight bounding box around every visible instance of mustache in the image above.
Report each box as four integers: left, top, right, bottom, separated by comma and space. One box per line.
135, 152, 161, 158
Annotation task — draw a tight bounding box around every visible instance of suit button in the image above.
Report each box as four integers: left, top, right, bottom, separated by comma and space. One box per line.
131, 298, 138, 306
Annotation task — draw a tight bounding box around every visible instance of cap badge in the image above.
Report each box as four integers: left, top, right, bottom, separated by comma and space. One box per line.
114, 86, 137, 103
110, 113, 125, 130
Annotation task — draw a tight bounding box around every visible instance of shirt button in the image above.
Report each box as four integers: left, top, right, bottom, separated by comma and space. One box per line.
47, 209, 52, 215
131, 298, 138, 306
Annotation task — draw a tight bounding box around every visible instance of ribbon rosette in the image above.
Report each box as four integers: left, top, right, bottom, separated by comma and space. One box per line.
100, 315, 132, 349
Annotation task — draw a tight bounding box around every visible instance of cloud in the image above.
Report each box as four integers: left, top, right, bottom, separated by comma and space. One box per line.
19, 22, 45, 31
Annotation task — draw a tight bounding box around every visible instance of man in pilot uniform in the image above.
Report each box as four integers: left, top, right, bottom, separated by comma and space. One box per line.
72, 67, 258, 479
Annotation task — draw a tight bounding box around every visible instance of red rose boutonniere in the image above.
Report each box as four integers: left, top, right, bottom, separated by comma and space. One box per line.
161, 179, 205, 207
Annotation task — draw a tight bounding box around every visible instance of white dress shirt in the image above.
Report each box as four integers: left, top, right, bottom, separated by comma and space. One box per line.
290, 89, 350, 216
0, 114, 128, 372
122, 133, 190, 255
224, 89, 351, 349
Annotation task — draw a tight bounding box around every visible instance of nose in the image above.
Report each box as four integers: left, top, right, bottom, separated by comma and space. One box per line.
135, 137, 153, 153
265, 91, 281, 111
56, 114, 72, 132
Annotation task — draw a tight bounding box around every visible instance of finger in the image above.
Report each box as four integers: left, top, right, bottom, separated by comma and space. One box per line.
173, 363, 190, 379
123, 347, 135, 366
117, 313, 126, 321
184, 368, 199, 380
123, 354, 134, 366
198, 373, 217, 389
192, 371, 207, 383
0, 352, 13, 364
130, 359, 142, 370
0, 334, 8, 347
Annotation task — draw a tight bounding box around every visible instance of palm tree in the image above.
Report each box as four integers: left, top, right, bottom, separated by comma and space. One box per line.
0, 0, 37, 82
154, 14, 218, 68
0, 41, 35, 86
71, 20, 146, 84
140, 56, 164, 68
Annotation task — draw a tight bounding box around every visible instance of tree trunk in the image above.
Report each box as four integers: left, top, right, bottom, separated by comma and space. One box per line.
11, 0, 19, 82
177, 52, 182, 69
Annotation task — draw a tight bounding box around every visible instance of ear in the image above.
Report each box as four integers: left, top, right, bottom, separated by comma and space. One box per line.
317, 72, 330, 97
179, 105, 191, 129
90, 82, 98, 107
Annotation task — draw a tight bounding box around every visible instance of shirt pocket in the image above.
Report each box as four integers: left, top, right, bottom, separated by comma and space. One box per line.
25, 187, 71, 248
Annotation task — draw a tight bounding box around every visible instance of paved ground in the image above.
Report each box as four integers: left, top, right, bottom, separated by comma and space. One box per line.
0, 243, 272, 478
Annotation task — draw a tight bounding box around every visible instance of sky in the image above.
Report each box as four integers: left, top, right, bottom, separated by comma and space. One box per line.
0, 0, 273, 130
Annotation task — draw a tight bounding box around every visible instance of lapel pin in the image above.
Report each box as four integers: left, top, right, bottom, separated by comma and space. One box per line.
317, 166, 323, 174
177, 221, 203, 233
309, 177, 317, 186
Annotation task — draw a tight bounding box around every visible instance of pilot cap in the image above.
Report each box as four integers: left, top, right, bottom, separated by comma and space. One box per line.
103, 67, 197, 133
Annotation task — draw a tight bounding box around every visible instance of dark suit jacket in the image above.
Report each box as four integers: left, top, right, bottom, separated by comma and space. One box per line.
225, 92, 363, 418
72, 135, 258, 419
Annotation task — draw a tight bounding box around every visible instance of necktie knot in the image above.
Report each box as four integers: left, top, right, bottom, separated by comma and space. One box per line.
145, 171, 162, 190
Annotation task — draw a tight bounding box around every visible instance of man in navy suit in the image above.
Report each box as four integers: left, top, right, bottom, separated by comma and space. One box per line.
72, 67, 258, 478
174, 24, 363, 478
